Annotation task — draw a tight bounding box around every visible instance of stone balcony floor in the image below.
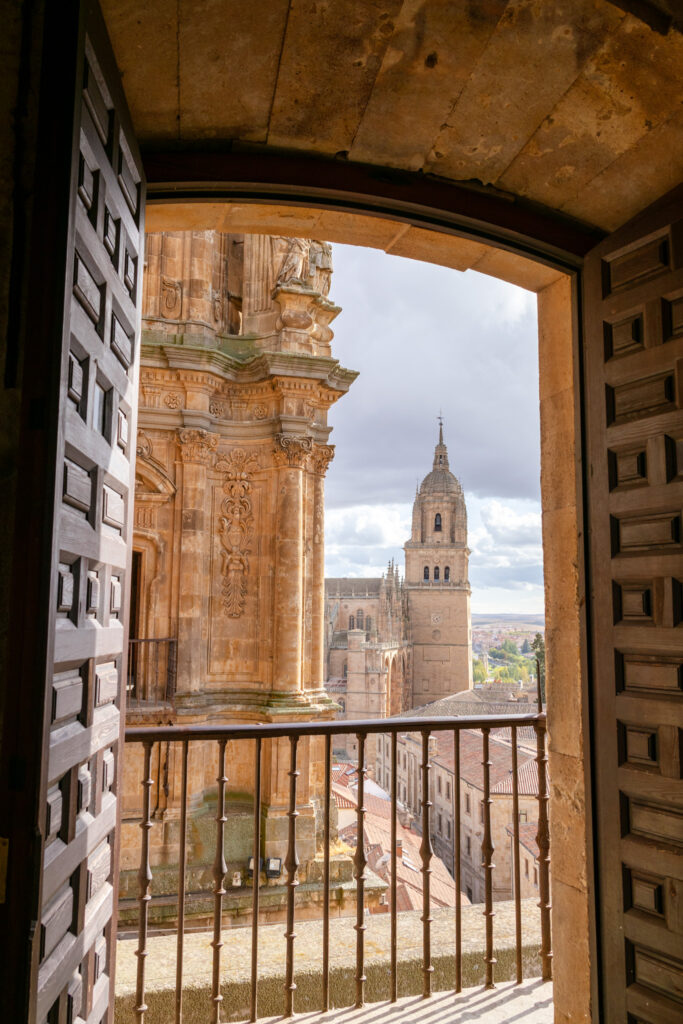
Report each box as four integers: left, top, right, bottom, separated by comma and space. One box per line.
257, 981, 553, 1024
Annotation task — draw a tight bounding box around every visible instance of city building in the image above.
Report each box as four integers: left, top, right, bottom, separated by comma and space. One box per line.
324, 429, 473, 734
375, 694, 542, 905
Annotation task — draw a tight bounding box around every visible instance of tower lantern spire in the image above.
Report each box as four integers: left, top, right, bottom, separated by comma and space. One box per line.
433, 416, 449, 471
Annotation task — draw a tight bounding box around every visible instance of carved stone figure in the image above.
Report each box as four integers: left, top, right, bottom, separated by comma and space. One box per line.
272, 236, 311, 288
309, 240, 333, 296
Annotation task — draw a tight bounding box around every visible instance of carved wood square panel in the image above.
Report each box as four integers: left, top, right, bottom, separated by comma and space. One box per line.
584, 190, 683, 1020
34, 8, 145, 1022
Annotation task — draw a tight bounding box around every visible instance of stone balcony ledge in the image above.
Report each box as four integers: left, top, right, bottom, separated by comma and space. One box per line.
115, 899, 544, 1024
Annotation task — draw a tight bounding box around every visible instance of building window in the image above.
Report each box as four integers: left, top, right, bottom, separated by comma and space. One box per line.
437, 776, 442, 795
349, 615, 354, 629
466, 886, 473, 902
465, 793, 471, 814
444, 566, 450, 581
434, 566, 440, 581
525, 859, 529, 878
356, 609, 364, 628
343, 662, 347, 678
434, 513, 442, 532
446, 780, 451, 800
438, 813, 442, 834
534, 867, 538, 886
365, 616, 372, 632
403, 753, 406, 769
519, 810, 527, 823
423, 565, 429, 580
447, 819, 451, 839
479, 803, 484, 824
466, 835, 471, 857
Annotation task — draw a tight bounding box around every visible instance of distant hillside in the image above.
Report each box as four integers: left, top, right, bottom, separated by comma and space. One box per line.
472, 613, 545, 628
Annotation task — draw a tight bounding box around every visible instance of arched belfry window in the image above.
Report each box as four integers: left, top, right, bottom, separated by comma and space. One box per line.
434, 513, 442, 532
423, 566, 430, 581
444, 566, 450, 581
356, 609, 364, 629
349, 615, 355, 629
365, 616, 372, 632
434, 566, 440, 581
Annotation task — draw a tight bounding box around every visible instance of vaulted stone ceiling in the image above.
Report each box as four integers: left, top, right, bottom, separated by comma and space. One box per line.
102, 0, 683, 233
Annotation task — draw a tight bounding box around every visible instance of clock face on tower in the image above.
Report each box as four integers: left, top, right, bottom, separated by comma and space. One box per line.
431, 613, 442, 625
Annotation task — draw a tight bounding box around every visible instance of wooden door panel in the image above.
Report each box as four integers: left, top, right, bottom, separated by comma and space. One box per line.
34, 6, 144, 1023
583, 188, 683, 1023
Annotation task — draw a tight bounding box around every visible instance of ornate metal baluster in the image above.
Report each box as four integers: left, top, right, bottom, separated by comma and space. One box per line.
482, 728, 496, 989
420, 731, 433, 998
453, 729, 462, 994
354, 732, 367, 1008
176, 739, 189, 1024
535, 714, 553, 980
511, 726, 523, 984
250, 737, 262, 1022
322, 733, 331, 1011
135, 741, 154, 1024
284, 736, 299, 1017
211, 740, 228, 1024
390, 730, 398, 1003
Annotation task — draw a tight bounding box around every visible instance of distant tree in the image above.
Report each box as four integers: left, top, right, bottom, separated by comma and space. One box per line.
501, 638, 519, 655
531, 632, 546, 702
472, 659, 487, 684
521, 638, 531, 654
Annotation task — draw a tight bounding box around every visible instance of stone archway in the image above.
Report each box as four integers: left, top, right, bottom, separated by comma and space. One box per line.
137, 202, 585, 1014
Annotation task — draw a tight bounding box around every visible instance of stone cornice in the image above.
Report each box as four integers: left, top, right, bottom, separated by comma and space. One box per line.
142, 334, 358, 390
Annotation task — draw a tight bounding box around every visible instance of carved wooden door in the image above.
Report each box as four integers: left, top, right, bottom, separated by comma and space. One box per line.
583, 186, 683, 1022
28, 5, 145, 1023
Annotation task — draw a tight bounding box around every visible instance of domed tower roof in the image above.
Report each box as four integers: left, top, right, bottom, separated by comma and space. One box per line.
419, 423, 463, 497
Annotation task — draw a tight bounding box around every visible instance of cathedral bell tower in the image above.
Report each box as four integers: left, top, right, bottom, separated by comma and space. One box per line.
404, 424, 473, 705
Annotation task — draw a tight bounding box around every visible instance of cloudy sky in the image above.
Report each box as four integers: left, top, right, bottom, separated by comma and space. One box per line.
323, 243, 544, 615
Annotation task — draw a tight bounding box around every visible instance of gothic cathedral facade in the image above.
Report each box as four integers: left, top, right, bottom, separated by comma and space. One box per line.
324, 426, 472, 719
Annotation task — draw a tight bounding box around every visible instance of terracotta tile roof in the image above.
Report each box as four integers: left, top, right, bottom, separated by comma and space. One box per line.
331, 782, 356, 810
331, 763, 355, 786
431, 729, 525, 792
492, 757, 548, 796
506, 822, 540, 859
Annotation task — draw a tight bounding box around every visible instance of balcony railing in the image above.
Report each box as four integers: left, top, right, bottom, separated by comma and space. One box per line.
123, 712, 551, 1022
126, 637, 177, 710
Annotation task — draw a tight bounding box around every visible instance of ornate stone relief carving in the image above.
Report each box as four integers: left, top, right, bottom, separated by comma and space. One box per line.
253, 404, 268, 420
209, 399, 227, 418
164, 392, 183, 409
176, 428, 218, 464
214, 448, 260, 618
273, 433, 313, 468
161, 276, 182, 318
136, 431, 154, 460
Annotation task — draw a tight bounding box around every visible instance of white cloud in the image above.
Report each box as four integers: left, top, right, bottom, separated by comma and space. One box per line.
322, 244, 544, 612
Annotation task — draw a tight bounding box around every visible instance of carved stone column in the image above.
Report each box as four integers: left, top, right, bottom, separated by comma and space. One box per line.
175, 428, 218, 694
309, 444, 335, 692
272, 434, 312, 695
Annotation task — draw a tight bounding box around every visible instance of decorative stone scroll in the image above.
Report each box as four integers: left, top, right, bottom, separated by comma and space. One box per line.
310, 443, 335, 476
215, 448, 260, 618
176, 428, 218, 465
273, 433, 313, 469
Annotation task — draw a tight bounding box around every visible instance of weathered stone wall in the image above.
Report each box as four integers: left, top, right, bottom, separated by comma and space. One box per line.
537, 274, 593, 1024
